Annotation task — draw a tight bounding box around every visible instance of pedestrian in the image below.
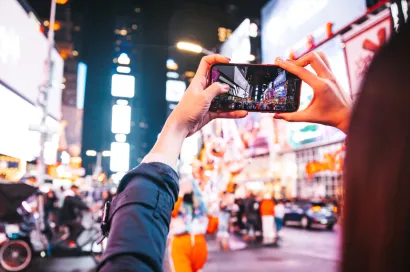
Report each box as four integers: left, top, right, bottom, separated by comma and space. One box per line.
259, 193, 275, 244
274, 200, 285, 239
217, 191, 232, 251
243, 192, 259, 243
169, 178, 208, 272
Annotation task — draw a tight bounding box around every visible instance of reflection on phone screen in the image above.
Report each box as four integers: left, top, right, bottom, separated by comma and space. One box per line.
210, 64, 301, 112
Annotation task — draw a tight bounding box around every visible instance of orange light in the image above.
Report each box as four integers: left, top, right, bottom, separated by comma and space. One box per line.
333, 206, 338, 213
326, 22, 333, 38
311, 206, 321, 213
56, 0, 69, 4
53, 21, 61, 31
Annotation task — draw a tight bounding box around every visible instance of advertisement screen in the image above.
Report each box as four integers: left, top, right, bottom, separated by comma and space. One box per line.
343, 9, 392, 100
0, 0, 64, 120
220, 19, 251, 63
110, 142, 130, 172
166, 80, 186, 102
111, 74, 135, 98
0, 84, 59, 163
111, 104, 131, 134
261, 0, 366, 62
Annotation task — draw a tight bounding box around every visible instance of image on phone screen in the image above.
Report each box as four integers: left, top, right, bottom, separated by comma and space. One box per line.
209, 64, 302, 112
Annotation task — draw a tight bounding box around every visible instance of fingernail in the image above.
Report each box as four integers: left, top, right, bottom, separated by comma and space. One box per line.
275, 57, 284, 64
226, 57, 231, 61
273, 114, 283, 119
222, 84, 230, 90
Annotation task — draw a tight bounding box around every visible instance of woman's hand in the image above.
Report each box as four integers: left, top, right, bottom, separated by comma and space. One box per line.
168, 55, 248, 137
274, 52, 352, 133
145, 55, 247, 170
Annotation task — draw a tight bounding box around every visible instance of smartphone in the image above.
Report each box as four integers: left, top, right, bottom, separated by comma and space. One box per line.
208, 63, 302, 112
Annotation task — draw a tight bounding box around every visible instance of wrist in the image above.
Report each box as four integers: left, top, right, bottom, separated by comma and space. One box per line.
166, 112, 189, 139
335, 109, 351, 134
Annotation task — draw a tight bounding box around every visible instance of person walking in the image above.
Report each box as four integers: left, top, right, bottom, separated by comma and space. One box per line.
274, 200, 285, 239
260, 193, 275, 244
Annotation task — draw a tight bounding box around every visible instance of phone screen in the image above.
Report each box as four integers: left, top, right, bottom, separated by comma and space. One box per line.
209, 64, 302, 112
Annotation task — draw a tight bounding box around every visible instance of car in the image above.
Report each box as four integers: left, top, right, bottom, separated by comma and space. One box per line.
283, 200, 337, 231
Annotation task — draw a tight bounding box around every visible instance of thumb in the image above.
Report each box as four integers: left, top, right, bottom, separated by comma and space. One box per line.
274, 110, 311, 122
205, 82, 230, 100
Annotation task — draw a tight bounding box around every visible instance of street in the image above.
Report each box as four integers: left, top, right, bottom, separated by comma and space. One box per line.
27, 226, 340, 272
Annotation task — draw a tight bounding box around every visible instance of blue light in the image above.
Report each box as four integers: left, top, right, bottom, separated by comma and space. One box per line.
166, 59, 175, 66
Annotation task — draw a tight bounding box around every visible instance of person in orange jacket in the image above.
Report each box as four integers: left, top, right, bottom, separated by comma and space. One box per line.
169, 178, 209, 272
259, 193, 276, 244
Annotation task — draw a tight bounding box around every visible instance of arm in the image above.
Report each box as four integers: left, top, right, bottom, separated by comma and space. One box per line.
98, 55, 247, 272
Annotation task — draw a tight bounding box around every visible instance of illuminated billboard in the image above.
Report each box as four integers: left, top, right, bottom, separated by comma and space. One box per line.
111, 104, 131, 134
76, 62, 87, 109
110, 142, 130, 172
0, 0, 64, 120
166, 80, 186, 102
220, 19, 251, 63
261, 0, 366, 62
111, 74, 135, 98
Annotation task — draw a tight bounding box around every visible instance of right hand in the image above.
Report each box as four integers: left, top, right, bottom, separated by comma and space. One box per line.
274, 52, 352, 133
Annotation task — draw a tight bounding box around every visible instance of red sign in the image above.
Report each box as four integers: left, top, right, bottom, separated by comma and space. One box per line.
343, 9, 392, 100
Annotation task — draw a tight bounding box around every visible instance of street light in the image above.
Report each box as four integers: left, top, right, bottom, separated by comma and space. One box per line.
176, 41, 214, 55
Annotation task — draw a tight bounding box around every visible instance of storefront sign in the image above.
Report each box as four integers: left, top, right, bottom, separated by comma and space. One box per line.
305, 146, 344, 179
343, 9, 392, 100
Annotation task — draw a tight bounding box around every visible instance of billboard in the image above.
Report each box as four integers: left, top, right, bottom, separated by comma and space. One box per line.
111, 74, 135, 98
220, 19, 251, 63
110, 142, 130, 172
261, 0, 367, 62
342, 9, 392, 100
0, 0, 64, 120
166, 80, 186, 102
111, 104, 131, 134
0, 84, 59, 163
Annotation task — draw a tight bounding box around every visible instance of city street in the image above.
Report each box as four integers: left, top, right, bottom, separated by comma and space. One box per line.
27, 226, 340, 272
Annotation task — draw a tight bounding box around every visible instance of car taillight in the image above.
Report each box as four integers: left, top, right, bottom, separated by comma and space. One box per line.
311, 206, 321, 213
333, 206, 338, 213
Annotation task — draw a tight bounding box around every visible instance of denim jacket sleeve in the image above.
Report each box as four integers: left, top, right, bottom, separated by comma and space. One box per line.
97, 162, 179, 272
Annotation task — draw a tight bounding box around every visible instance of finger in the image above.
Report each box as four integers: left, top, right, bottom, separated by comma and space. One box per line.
204, 82, 230, 100
209, 111, 248, 120
273, 111, 312, 123
275, 57, 321, 88
292, 52, 333, 78
316, 52, 332, 71
194, 55, 230, 81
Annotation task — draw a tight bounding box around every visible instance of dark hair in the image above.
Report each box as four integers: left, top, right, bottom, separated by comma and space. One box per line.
342, 24, 410, 272
71, 185, 79, 190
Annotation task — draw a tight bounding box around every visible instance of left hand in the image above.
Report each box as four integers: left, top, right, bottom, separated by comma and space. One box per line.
168, 55, 248, 137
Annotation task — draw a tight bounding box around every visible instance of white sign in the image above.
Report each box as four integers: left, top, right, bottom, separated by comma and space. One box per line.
343, 10, 392, 100
220, 19, 251, 63
0, 0, 64, 120
111, 74, 135, 98
111, 104, 131, 134
166, 80, 186, 102
110, 142, 130, 172
0, 84, 59, 162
